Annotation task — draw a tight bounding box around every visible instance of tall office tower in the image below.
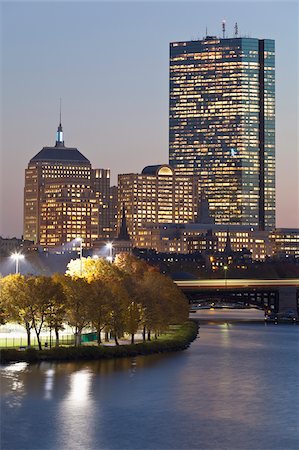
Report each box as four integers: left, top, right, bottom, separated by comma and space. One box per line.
109, 185, 118, 238
169, 36, 275, 230
24, 122, 98, 248
92, 168, 112, 239
118, 165, 198, 239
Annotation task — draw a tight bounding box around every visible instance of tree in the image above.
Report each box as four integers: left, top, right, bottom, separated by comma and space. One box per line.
0, 275, 9, 326
88, 279, 111, 344
26, 276, 60, 350
66, 256, 123, 283
45, 274, 67, 347
0, 274, 34, 346
140, 271, 189, 339
61, 276, 91, 346
125, 301, 142, 344
114, 253, 155, 277
105, 281, 129, 345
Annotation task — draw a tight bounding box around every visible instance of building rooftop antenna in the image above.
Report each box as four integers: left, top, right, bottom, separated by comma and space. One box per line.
59, 97, 62, 126
222, 19, 226, 39
235, 22, 238, 37
205, 25, 208, 37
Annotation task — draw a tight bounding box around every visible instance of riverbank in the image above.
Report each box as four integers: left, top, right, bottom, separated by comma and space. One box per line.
0, 320, 199, 364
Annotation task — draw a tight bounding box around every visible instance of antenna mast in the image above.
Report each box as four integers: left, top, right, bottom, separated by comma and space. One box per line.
59, 97, 62, 125
222, 19, 226, 39
235, 22, 238, 37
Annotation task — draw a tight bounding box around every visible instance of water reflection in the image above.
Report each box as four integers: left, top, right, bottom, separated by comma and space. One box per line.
2, 362, 28, 408
129, 358, 137, 378
44, 368, 54, 400
58, 369, 95, 449
1, 321, 299, 450
3, 361, 28, 373
65, 369, 93, 405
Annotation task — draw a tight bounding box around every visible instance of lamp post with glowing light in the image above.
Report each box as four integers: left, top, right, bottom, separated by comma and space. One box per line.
106, 242, 113, 263
76, 237, 83, 275
11, 252, 25, 274
223, 265, 228, 288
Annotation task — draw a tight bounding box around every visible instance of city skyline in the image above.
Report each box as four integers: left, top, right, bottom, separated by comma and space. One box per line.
1, 1, 298, 237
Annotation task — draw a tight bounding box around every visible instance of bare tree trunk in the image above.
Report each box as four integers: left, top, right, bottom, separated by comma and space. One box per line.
33, 319, 43, 350
105, 331, 109, 342
114, 335, 119, 345
35, 328, 42, 350
142, 326, 146, 342
97, 329, 102, 345
25, 322, 31, 347
55, 327, 60, 347
147, 330, 151, 341
131, 334, 134, 344
154, 333, 158, 340
75, 330, 82, 346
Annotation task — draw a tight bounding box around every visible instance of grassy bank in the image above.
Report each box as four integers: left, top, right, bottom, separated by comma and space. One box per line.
0, 320, 199, 364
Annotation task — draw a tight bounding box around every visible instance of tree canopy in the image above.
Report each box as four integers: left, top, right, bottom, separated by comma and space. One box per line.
0, 253, 189, 347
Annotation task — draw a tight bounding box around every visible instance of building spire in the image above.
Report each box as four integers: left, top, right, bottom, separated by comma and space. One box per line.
198, 194, 214, 224
59, 97, 62, 126
117, 204, 130, 241
224, 229, 233, 254
55, 98, 64, 147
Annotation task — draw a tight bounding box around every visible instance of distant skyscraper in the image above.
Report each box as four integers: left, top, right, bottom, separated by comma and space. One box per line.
108, 185, 118, 238
169, 36, 275, 230
93, 168, 113, 239
24, 122, 110, 248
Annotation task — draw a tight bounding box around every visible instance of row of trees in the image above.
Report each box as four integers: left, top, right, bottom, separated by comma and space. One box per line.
0, 253, 189, 349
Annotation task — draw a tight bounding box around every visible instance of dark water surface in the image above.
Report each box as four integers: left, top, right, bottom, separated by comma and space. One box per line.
1, 319, 299, 450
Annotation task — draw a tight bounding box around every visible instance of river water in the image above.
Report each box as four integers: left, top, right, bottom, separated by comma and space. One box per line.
1, 311, 299, 450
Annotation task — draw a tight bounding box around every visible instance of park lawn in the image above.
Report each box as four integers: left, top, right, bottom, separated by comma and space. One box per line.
0, 335, 74, 349
0, 321, 199, 364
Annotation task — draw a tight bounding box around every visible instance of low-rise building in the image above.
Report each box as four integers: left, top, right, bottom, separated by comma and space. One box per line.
133, 223, 274, 261
0, 237, 33, 257
269, 228, 299, 258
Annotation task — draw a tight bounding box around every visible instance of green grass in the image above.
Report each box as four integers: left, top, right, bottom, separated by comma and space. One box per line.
0, 320, 199, 364
0, 335, 74, 349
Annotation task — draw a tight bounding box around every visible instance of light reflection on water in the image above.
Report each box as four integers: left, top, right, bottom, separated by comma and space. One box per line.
44, 369, 55, 400
1, 320, 299, 450
59, 369, 95, 449
1, 362, 27, 409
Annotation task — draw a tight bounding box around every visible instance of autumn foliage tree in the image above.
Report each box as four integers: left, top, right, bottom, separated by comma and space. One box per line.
0, 274, 33, 346
0, 253, 189, 348
60, 276, 91, 346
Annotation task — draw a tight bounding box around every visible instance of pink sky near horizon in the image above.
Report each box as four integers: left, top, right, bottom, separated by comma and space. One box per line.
0, 1, 298, 237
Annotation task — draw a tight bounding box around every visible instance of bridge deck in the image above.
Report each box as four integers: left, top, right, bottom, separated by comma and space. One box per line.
175, 279, 299, 289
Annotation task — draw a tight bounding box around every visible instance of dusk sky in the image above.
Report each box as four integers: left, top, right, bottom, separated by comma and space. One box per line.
1, 0, 298, 237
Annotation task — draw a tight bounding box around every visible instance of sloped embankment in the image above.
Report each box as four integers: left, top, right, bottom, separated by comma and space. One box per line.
0, 320, 199, 364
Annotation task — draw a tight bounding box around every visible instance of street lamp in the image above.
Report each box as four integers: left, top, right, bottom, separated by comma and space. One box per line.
11, 252, 25, 274
223, 265, 228, 288
106, 242, 113, 263
75, 237, 83, 275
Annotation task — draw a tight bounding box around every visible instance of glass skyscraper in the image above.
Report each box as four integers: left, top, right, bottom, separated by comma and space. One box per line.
169, 36, 275, 230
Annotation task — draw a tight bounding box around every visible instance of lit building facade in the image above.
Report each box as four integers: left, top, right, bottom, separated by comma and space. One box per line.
108, 185, 118, 239
24, 123, 109, 248
169, 36, 275, 230
269, 229, 299, 258
184, 225, 273, 261
134, 223, 274, 261
93, 168, 114, 239
0, 237, 33, 257
118, 165, 199, 240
